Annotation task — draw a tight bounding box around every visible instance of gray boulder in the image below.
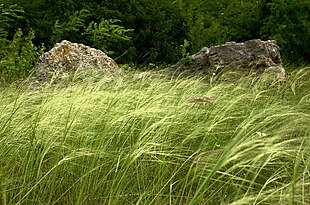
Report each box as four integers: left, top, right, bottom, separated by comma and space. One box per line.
29, 40, 122, 86
171, 39, 285, 76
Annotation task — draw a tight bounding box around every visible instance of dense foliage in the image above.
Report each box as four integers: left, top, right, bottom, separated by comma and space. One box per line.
0, 0, 309, 79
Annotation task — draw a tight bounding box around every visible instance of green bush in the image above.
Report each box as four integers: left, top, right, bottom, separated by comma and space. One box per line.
52, 9, 133, 58
0, 29, 43, 80
84, 19, 133, 56
52, 9, 92, 43
1, 0, 309, 68
0, 4, 43, 82
260, 0, 310, 63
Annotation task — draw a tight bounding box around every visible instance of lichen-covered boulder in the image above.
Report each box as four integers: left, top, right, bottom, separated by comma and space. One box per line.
29, 40, 122, 86
171, 39, 285, 77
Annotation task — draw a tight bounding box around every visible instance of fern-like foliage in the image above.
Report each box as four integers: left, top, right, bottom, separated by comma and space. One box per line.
0, 4, 43, 82
84, 19, 133, 56
52, 9, 133, 57
0, 4, 24, 54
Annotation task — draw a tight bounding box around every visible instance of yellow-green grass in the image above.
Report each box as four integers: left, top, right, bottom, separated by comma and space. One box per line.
0, 67, 309, 204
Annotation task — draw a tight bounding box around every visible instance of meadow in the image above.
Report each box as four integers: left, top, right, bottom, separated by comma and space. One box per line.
0, 67, 309, 205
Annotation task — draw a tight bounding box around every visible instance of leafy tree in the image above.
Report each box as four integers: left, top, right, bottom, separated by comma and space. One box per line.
178, 0, 266, 51
176, 0, 231, 52
52, 9, 92, 43
111, 0, 186, 64
1, 0, 309, 68
52, 9, 133, 58
0, 4, 24, 41
0, 29, 43, 78
260, 0, 310, 62
220, 1, 263, 41
84, 19, 133, 56
0, 4, 43, 81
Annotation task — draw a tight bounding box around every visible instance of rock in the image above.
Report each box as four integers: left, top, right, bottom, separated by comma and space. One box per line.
171, 39, 285, 76
29, 40, 122, 86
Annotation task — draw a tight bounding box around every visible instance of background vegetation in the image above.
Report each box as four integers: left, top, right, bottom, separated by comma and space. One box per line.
0, 0, 309, 81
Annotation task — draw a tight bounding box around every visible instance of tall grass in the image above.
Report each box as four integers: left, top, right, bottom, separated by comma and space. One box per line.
0, 67, 309, 204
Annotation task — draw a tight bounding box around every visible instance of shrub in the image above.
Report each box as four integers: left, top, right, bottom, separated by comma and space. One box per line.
0, 4, 43, 82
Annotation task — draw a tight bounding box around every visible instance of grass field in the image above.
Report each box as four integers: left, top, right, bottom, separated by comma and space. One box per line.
0, 67, 309, 204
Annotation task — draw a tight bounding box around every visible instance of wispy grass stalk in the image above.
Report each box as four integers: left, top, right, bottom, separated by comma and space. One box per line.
0, 67, 309, 204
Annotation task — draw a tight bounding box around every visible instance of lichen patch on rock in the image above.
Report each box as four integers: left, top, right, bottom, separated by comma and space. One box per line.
29, 40, 122, 87
171, 39, 285, 78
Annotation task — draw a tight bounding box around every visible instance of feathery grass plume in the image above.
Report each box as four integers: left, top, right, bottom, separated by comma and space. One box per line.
187, 96, 214, 104
0, 67, 309, 204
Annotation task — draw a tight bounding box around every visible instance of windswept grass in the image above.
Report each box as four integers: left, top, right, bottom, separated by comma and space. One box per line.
0, 67, 309, 205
